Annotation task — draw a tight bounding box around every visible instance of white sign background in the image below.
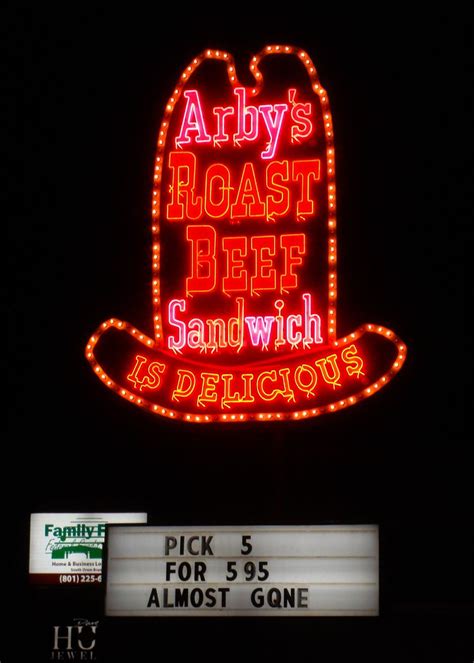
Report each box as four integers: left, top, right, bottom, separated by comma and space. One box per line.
106, 525, 378, 616
29, 513, 147, 582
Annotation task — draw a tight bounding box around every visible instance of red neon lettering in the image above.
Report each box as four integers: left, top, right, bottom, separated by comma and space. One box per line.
127, 355, 165, 391
175, 90, 211, 148
341, 344, 364, 377
266, 160, 290, 220
221, 373, 255, 408
293, 159, 320, 218
294, 363, 318, 397
172, 369, 196, 402
256, 369, 295, 402
289, 89, 314, 143
302, 293, 323, 344
213, 106, 234, 146
286, 314, 303, 347
231, 162, 265, 219
259, 104, 289, 159
245, 316, 274, 349
167, 151, 203, 220
204, 163, 231, 218
222, 236, 248, 293
187, 318, 206, 349
197, 372, 220, 406
315, 354, 341, 388
251, 235, 276, 294
280, 233, 306, 291
233, 87, 258, 144
168, 300, 186, 352
186, 225, 216, 294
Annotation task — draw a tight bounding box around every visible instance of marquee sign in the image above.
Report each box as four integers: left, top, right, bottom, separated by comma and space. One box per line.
85, 45, 406, 422
105, 525, 379, 616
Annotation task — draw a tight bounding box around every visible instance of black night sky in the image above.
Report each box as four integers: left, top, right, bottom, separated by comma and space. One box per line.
7, 8, 473, 662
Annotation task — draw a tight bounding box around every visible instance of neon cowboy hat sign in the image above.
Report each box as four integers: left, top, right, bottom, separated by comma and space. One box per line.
85, 45, 406, 423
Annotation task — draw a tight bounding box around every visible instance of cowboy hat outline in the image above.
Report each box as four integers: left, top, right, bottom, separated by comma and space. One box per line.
85, 45, 406, 423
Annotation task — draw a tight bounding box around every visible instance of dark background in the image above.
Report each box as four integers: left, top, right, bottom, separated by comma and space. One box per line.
7, 7, 473, 662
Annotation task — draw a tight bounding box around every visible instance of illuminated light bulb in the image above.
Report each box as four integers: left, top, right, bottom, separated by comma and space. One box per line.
303, 411, 308, 416
267, 46, 272, 51
153, 405, 158, 411
182, 73, 186, 79
207, 50, 211, 56
95, 367, 100, 373
351, 333, 356, 338
276, 413, 281, 418
299, 52, 305, 58
222, 415, 227, 420
230, 76, 235, 82
129, 395, 134, 401
399, 344, 405, 351
186, 415, 191, 420
205, 415, 210, 421
349, 397, 355, 403
366, 388, 371, 394
166, 104, 172, 111
330, 404, 335, 410
170, 412, 175, 417
239, 415, 244, 420
102, 322, 107, 328
87, 353, 92, 359
231, 415, 236, 420
195, 416, 200, 422
285, 46, 290, 51
224, 53, 228, 59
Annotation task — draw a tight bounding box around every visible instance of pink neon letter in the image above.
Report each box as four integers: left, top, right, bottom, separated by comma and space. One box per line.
176, 90, 212, 148
259, 104, 288, 159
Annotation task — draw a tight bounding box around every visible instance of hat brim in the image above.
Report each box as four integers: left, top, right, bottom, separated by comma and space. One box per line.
85, 320, 406, 423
